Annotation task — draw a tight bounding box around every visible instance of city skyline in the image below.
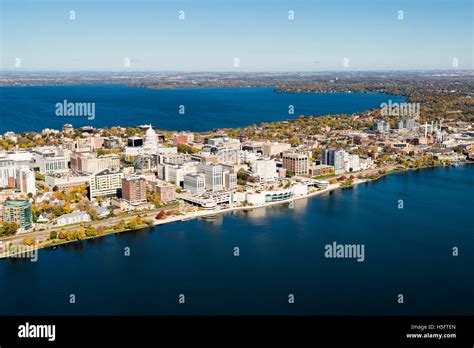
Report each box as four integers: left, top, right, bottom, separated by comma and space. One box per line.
1, 0, 472, 72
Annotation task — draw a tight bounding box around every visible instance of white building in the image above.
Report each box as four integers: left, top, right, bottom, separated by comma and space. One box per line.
0, 160, 16, 187
143, 125, 159, 154
36, 154, 68, 175
344, 154, 360, 172
71, 153, 120, 174
359, 157, 375, 170
199, 163, 223, 192
158, 161, 198, 185
245, 184, 308, 206
252, 158, 277, 182
56, 211, 91, 226
90, 169, 124, 199
45, 172, 91, 190
223, 171, 237, 190
16, 166, 36, 195
157, 146, 178, 155
184, 173, 206, 195
262, 142, 291, 157
4, 151, 34, 162
241, 151, 259, 164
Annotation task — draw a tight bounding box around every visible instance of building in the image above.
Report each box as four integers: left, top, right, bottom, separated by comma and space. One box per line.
135, 154, 159, 172
158, 164, 184, 185
397, 118, 416, 130
36, 153, 68, 175
0, 160, 16, 188
262, 142, 291, 157
308, 164, 334, 177
173, 132, 194, 145
322, 148, 346, 175
282, 152, 309, 176
372, 120, 391, 133
121, 175, 147, 206
89, 169, 124, 199
242, 141, 264, 154
0, 199, 33, 230
207, 137, 241, 150
143, 125, 159, 154
62, 124, 74, 134
16, 166, 36, 195
223, 171, 237, 190
184, 173, 206, 195
156, 183, 176, 203
344, 154, 360, 172
70, 153, 120, 174
199, 163, 223, 192
45, 172, 91, 191
56, 211, 91, 227
201, 144, 241, 165
104, 137, 122, 149
127, 136, 143, 148
158, 153, 188, 165
125, 136, 144, 157
252, 158, 277, 181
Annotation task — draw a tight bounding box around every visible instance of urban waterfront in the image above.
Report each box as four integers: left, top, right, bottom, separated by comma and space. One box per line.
0, 85, 404, 133
0, 165, 472, 315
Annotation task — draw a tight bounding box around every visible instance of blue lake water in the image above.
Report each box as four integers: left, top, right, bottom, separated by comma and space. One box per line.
0, 165, 472, 315
0, 85, 405, 133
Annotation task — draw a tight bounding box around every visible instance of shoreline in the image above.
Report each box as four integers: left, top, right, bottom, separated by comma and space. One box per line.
0, 181, 350, 258
0, 162, 471, 258
0, 171, 394, 258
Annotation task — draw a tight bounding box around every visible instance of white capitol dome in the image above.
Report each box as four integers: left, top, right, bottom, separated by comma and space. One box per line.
143, 124, 158, 153
145, 125, 157, 138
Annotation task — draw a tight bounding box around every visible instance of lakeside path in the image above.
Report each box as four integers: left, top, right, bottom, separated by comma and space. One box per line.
0, 164, 401, 257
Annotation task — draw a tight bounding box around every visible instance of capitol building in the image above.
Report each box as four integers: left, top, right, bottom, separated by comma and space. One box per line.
125, 124, 159, 157
143, 124, 159, 154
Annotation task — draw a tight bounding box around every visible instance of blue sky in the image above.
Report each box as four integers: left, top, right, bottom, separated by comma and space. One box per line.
1, 0, 472, 71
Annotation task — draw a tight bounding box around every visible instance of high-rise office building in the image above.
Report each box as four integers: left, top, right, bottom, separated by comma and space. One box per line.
252, 158, 277, 181
16, 166, 36, 195
89, 169, 124, 199
156, 183, 176, 203
184, 173, 206, 195
223, 171, 237, 190
0, 160, 16, 188
282, 152, 308, 176
121, 175, 147, 205
322, 148, 346, 174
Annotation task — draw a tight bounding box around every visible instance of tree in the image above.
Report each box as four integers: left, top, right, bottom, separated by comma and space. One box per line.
0, 222, 19, 236
156, 210, 166, 219
34, 172, 45, 181
24, 237, 35, 246
85, 226, 98, 237
50, 231, 57, 239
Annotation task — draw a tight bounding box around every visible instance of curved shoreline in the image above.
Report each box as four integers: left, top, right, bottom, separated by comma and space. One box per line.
1, 162, 471, 259
0, 164, 428, 258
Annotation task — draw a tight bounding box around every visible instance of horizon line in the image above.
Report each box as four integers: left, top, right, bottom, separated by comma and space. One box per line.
1, 69, 473, 74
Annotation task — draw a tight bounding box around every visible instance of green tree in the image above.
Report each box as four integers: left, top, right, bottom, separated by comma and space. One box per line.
0, 222, 19, 236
